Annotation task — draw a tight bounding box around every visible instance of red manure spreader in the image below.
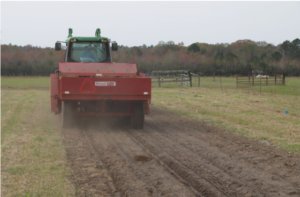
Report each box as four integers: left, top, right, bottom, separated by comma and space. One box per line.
50, 28, 151, 129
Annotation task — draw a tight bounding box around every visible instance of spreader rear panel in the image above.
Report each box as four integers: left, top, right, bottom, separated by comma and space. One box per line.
60, 77, 151, 100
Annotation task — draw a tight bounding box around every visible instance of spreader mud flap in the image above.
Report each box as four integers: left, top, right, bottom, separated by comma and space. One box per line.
50, 74, 60, 113
131, 102, 145, 129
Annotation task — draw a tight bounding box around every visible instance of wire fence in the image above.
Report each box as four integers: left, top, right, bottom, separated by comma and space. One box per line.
151, 70, 192, 88
151, 75, 300, 97
236, 72, 285, 88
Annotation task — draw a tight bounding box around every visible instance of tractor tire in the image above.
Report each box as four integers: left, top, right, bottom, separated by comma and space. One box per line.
121, 116, 131, 127
131, 102, 145, 129
61, 101, 74, 129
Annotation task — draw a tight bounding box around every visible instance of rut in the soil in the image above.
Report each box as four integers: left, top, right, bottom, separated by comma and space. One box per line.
86, 124, 198, 197
62, 105, 300, 197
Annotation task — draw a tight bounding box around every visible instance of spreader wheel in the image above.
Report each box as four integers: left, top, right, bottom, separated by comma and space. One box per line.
61, 101, 74, 129
131, 102, 145, 129
120, 116, 131, 127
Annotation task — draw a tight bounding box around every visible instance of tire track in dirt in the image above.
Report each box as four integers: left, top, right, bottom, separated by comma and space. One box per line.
122, 128, 203, 197
145, 118, 300, 192
83, 121, 198, 197
85, 126, 159, 197
83, 130, 121, 197
139, 123, 281, 196
127, 129, 233, 197
138, 106, 300, 197
187, 126, 300, 189
64, 127, 118, 196
63, 105, 300, 197
101, 129, 162, 197
103, 126, 199, 197
156, 105, 300, 186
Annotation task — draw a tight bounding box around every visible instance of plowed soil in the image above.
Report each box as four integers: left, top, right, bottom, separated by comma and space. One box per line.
63, 105, 300, 197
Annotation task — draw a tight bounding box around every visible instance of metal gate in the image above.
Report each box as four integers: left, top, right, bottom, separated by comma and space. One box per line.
236, 71, 285, 88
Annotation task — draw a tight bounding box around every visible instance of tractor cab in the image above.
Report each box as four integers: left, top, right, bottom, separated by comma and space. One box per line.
54, 28, 118, 63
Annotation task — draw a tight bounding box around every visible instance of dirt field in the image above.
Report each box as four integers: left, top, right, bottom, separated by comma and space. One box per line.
64, 106, 300, 197
2, 83, 299, 196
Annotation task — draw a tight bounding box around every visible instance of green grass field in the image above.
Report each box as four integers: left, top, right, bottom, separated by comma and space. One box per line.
151, 87, 300, 153
1, 86, 75, 196
1, 77, 50, 88
152, 76, 300, 153
1, 76, 299, 97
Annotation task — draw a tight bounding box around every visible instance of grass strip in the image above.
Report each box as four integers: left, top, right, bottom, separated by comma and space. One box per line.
152, 77, 300, 96
1, 89, 75, 196
152, 87, 300, 153
1, 77, 50, 88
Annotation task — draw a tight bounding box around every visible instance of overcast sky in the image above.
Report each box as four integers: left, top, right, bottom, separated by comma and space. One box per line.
1, 1, 300, 48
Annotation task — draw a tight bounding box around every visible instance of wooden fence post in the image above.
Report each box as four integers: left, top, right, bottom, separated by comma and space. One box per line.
181, 76, 183, 85
198, 75, 200, 87
275, 75, 277, 85
158, 75, 161, 88
248, 73, 250, 85
189, 71, 192, 87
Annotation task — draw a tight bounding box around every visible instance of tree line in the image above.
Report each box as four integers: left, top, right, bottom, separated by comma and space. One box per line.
114, 39, 300, 76
1, 38, 300, 76
1, 44, 64, 76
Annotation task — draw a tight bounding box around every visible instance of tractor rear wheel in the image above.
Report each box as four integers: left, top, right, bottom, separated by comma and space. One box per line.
131, 102, 144, 129
61, 101, 74, 129
120, 116, 131, 127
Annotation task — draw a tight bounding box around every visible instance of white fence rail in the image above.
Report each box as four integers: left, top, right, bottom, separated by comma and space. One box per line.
151, 70, 201, 88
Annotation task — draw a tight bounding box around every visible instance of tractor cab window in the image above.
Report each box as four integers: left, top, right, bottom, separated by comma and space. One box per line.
68, 42, 108, 63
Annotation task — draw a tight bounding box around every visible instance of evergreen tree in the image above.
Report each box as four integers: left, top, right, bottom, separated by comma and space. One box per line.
187, 43, 200, 53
